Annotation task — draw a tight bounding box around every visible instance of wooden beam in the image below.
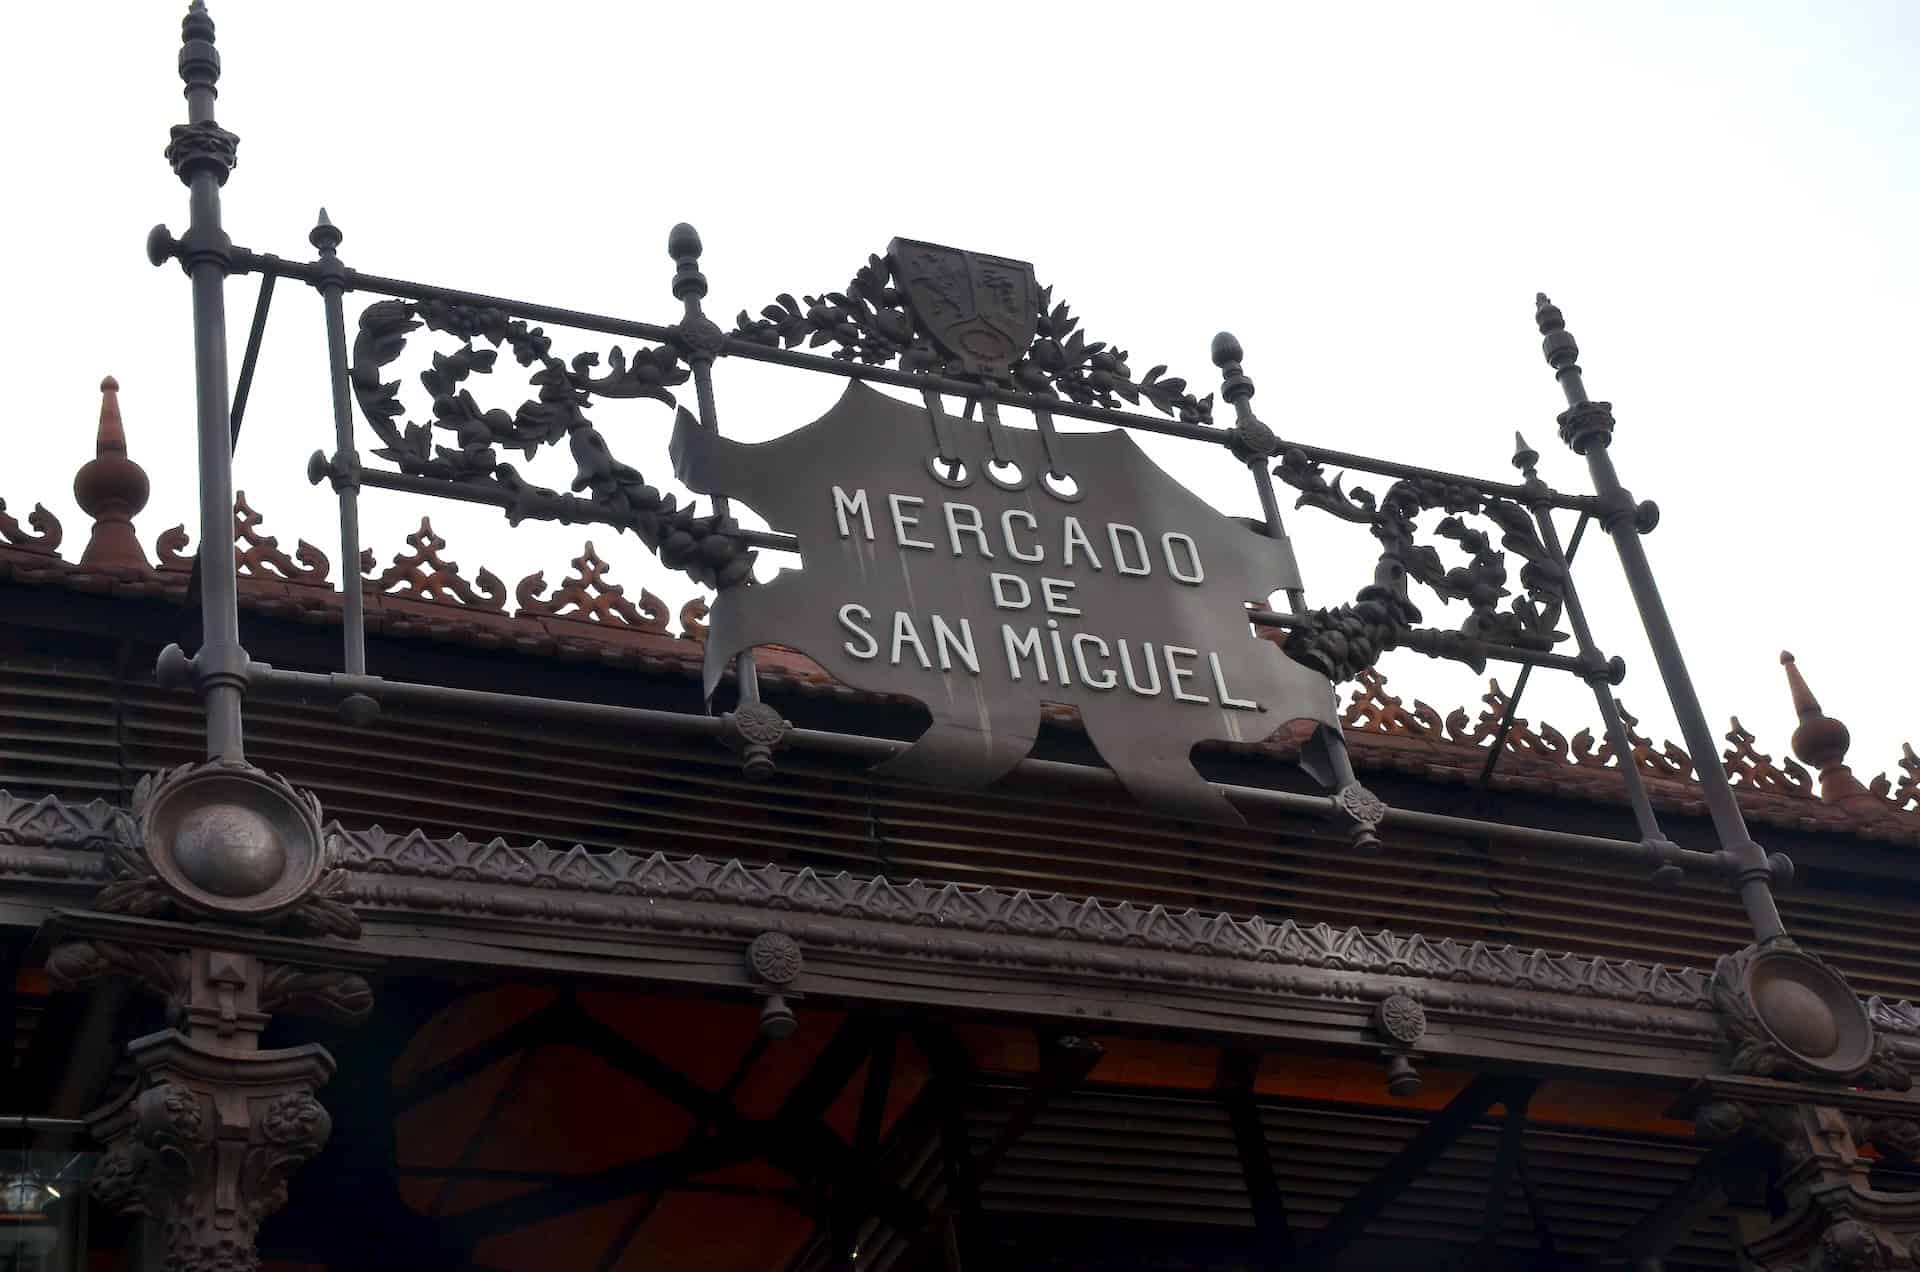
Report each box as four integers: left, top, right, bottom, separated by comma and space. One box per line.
1300, 1074, 1511, 1270
1609, 1141, 1740, 1265
877, 1033, 1105, 1272
1457, 1081, 1536, 1269
389, 997, 566, 1114
1218, 1050, 1294, 1268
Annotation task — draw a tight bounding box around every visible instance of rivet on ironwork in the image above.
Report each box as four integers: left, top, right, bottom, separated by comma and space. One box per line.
721, 701, 791, 780
1648, 857, 1685, 888
1580, 654, 1628, 688
305, 449, 360, 494
146, 224, 180, 268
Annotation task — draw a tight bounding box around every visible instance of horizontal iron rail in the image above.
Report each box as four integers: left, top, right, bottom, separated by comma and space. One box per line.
229, 244, 1601, 508
1246, 609, 1603, 677
246, 663, 1738, 881
354, 469, 799, 554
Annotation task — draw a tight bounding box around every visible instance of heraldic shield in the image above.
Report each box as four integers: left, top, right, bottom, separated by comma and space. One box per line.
672, 382, 1339, 827
888, 238, 1040, 377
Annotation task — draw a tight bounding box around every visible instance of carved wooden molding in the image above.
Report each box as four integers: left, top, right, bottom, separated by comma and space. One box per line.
515, 541, 670, 631
362, 517, 505, 611
156, 493, 333, 586
327, 823, 1719, 1014
0, 498, 63, 556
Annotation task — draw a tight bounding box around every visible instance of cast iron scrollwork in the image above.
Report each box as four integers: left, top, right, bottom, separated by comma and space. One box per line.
349, 298, 754, 588
1272, 449, 1568, 681
731, 251, 1216, 424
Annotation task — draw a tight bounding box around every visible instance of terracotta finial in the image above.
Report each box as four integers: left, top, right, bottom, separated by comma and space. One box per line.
73, 375, 151, 571
1781, 651, 1867, 802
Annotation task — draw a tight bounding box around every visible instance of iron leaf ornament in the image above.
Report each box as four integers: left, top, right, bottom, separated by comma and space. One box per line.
1274, 448, 1568, 681
733, 240, 1216, 423
348, 298, 754, 588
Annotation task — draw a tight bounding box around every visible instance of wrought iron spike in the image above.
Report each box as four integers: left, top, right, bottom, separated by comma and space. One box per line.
308, 207, 341, 255
1511, 431, 1539, 477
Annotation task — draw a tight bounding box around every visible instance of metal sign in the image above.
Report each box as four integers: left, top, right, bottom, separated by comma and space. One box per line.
673, 379, 1336, 824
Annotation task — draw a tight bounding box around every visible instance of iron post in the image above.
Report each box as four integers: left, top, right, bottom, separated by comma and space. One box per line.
668, 223, 763, 708
163, 1, 248, 762
309, 209, 368, 677
1536, 294, 1785, 940
1513, 434, 1670, 856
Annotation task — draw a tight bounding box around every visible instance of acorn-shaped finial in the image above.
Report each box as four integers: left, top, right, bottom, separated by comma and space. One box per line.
1210, 331, 1243, 369
668, 222, 703, 262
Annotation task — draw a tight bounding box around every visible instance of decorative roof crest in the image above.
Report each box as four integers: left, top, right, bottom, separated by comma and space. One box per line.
515, 541, 669, 632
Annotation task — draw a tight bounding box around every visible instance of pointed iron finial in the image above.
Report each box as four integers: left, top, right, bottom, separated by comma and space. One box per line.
1533, 294, 1615, 454
309, 206, 342, 255
1511, 430, 1539, 478
182, 0, 215, 43
178, 0, 221, 96
73, 377, 151, 570
1781, 652, 1868, 803
1535, 293, 1574, 368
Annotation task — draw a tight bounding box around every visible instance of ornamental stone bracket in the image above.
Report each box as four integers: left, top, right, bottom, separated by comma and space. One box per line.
89, 1026, 335, 1272
30, 755, 378, 1272
42, 911, 380, 1272
1681, 1075, 1920, 1271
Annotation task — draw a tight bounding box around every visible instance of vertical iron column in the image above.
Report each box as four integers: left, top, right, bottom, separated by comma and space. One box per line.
1514, 436, 1669, 854
668, 223, 762, 706
309, 210, 369, 676
164, 1, 248, 762
1536, 295, 1784, 940
1213, 333, 1368, 807
1214, 332, 1308, 615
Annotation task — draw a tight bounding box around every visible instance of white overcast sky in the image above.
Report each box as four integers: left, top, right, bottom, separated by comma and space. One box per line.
4, 2, 1916, 811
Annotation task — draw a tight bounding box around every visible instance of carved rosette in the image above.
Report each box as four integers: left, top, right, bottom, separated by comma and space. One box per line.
721, 702, 791, 780
1711, 941, 1908, 1091
1371, 991, 1426, 1097
746, 931, 802, 1041
99, 760, 359, 939
1336, 782, 1387, 851
88, 1031, 335, 1272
